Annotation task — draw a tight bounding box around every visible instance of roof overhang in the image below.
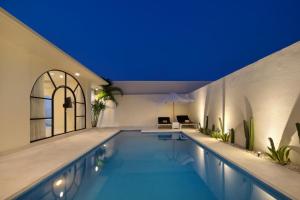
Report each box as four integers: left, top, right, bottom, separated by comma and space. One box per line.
112, 81, 210, 94
0, 8, 107, 87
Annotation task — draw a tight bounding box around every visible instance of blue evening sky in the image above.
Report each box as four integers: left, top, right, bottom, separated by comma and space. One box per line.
1, 0, 300, 80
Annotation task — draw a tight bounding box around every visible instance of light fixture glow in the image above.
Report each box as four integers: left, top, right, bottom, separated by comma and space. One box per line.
103, 144, 107, 147
75, 72, 80, 77
59, 75, 64, 79
257, 151, 262, 157
55, 179, 63, 186
95, 166, 99, 172
59, 191, 64, 198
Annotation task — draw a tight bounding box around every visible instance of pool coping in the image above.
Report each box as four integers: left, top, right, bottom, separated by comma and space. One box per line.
0, 128, 120, 200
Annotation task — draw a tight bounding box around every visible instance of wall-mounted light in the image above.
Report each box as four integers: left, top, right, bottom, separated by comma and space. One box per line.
55, 179, 63, 187
75, 72, 80, 77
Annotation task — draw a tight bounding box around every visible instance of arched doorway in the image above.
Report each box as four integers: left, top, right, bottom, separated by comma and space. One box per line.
30, 70, 86, 142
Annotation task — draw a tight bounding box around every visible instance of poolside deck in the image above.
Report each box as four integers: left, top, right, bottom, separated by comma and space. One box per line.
0, 128, 299, 199
0, 128, 120, 199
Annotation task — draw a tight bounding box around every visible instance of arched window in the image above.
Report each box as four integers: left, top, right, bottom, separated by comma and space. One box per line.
30, 70, 86, 142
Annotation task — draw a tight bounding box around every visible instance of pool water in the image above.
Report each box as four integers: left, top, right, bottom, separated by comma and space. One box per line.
16, 131, 289, 200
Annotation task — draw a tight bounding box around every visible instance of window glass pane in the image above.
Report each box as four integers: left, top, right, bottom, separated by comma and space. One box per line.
31, 73, 55, 98
53, 88, 65, 135
30, 98, 52, 119
75, 87, 84, 103
76, 117, 85, 130
30, 119, 52, 141
66, 89, 75, 132
67, 75, 78, 91
50, 71, 65, 87
76, 103, 85, 116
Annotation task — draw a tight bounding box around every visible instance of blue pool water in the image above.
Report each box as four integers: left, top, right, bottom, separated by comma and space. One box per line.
16, 131, 290, 200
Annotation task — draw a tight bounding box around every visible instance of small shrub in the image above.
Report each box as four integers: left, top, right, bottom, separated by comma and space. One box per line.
266, 137, 291, 165
211, 131, 221, 139
220, 133, 230, 142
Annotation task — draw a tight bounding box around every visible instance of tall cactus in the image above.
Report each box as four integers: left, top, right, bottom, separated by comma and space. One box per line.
205, 116, 209, 130
212, 124, 215, 132
249, 118, 254, 150
244, 118, 254, 150
230, 128, 235, 144
296, 123, 300, 143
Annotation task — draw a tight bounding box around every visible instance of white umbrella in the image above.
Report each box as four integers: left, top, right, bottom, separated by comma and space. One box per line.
160, 93, 194, 121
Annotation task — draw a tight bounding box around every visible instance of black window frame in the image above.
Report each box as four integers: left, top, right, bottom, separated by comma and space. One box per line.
30, 70, 86, 142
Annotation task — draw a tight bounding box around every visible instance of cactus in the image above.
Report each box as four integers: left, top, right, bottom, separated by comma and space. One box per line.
296, 123, 300, 143
205, 116, 209, 130
230, 128, 235, 144
218, 117, 224, 134
266, 137, 291, 165
243, 118, 254, 150
212, 124, 215, 132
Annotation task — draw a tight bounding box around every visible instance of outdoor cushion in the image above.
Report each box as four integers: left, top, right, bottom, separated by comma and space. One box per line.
158, 117, 171, 124
177, 115, 191, 123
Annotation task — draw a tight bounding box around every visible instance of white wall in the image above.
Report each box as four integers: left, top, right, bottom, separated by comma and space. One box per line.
189, 41, 300, 164
99, 94, 191, 128
0, 9, 103, 153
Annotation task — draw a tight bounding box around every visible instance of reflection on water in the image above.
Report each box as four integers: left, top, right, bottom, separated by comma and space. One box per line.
190, 143, 278, 200
17, 132, 287, 200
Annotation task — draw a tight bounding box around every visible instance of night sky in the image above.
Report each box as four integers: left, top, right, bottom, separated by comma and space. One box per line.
1, 0, 300, 80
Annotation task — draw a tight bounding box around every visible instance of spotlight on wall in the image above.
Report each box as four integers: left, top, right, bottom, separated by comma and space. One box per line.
75, 72, 80, 77
257, 151, 261, 157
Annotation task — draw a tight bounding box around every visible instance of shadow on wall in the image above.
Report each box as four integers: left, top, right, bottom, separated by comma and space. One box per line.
279, 94, 300, 155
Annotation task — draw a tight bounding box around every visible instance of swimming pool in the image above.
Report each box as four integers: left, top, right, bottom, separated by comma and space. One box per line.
16, 131, 290, 200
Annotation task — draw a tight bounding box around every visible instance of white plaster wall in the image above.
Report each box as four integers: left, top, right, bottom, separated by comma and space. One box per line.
0, 10, 100, 153
102, 94, 191, 128
189, 41, 300, 164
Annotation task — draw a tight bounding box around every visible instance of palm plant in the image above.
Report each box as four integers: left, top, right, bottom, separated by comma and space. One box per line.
266, 137, 291, 165
91, 100, 106, 127
92, 80, 123, 127
95, 79, 124, 105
